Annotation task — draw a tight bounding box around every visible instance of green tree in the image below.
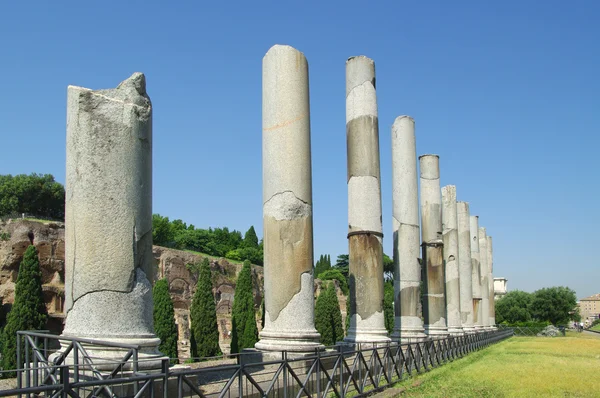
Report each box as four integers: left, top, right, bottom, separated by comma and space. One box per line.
383, 254, 394, 282
152, 214, 175, 247
152, 279, 179, 363
230, 260, 258, 353
0, 174, 65, 219
189, 258, 221, 359
243, 226, 259, 249
530, 286, 578, 325
315, 254, 331, 277
315, 282, 344, 346
495, 290, 533, 324
317, 269, 349, 295
2, 245, 47, 375
383, 280, 394, 334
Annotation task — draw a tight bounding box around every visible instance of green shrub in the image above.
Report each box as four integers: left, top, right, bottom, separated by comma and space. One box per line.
384, 281, 394, 334
0, 232, 9, 241
230, 260, 258, 353
152, 279, 179, 364
2, 245, 47, 375
317, 269, 349, 295
315, 282, 344, 346
190, 258, 221, 359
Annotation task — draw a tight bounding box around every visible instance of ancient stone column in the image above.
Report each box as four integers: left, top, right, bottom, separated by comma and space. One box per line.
344, 56, 390, 343
390, 116, 427, 343
419, 155, 448, 337
457, 202, 476, 333
64, 73, 161, 364
470, 216, 483, 331
487, 235, 496, 328
442, 185, 462, 336
478, 227, 491, 329
256, 45, 322, 352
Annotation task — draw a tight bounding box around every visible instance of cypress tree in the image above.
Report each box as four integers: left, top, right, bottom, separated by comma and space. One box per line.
243, 226, 259, 249
230, 260, 258, 353
152, 278, 179, 364
190, 258, 221, 359
315, 282, 344, 346
2, 245, 47, 375
383, 281, 394, 334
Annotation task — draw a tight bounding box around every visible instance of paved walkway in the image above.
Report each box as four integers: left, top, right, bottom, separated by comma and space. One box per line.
583, 330, 600, 338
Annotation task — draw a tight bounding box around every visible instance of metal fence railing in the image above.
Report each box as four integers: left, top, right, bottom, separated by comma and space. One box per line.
496, 324, 566, 337
0, 329, 513, 398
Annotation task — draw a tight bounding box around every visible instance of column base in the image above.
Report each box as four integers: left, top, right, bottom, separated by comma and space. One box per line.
461, 326, 478, 334
424, 325, 449, 338
55, 335, 164, 371
390, 328, 429, 344
255, 329, 324, 352
447, 327, 465, 336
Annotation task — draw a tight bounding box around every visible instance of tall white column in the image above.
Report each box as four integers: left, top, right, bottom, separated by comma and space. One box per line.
419, 155, 448, 337
487, 235, 496, 328
257, 45, 322, 352
344, 56, 390, 343
64, 73, 161, 366
457, 202, 475, 333
470, 216, 483, 331
442, 186, 462, 336
479, 227, 491, 329
390, 116, 427, 342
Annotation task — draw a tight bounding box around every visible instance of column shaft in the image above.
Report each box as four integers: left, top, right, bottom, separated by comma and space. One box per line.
457, 202, 475, 333
64, 73, 160, 365
257, 45, 322, 351
487, 236, 496, 327
442, 186, 462, 336
390, 116, 426, 342
345, 56, 389, 343
470, 216, 483, 330
479, 227, 491, 329
419, 155, 448, 337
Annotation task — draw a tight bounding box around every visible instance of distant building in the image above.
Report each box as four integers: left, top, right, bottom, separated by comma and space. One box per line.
577, 293, 600, 323
494, 277, 508, 300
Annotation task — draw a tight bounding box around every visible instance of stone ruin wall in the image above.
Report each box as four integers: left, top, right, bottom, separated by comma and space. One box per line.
0, 219, 348, 359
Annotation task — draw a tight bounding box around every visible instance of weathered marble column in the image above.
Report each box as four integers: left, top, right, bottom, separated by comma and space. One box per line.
487, 235, 496, 328
457, 202, 476, 333
390, 116, 427, 342
478, 227, 491, 329
256, 45, 322, 352
470, 216, 483, 331
419, 155, 448, 337
64, 73, 161, 363
344, 56, 390, 343
442, 186, 462, 336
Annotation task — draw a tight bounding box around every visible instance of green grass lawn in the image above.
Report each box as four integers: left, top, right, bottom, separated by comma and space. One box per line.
591, 324, 600, 332
385, 332, 600, 397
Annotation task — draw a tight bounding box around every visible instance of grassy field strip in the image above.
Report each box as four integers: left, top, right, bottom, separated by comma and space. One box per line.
381, 332, 600, 397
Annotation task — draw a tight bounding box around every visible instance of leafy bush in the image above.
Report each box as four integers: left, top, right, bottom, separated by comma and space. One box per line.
2, 245, 47, 375
230, 260, 258, 353
315, 282, 344, 346
317, 269, 349, 295
384, 281, 394, 334
0, 232, 9, 241
190, 258, 221, 359
152, 279, 179, 363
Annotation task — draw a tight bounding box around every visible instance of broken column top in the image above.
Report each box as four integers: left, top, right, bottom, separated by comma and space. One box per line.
346, 55, 376, 97
69, 72, 150, 109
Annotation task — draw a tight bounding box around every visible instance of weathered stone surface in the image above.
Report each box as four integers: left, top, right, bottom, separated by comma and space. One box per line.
478, 227, 491, 329
344, 55, 389, 343
63, 73, 159, 362
442, 186, 462, 336
487, 235, 496, 327
457, 202, 475, 333
419, 155, 448, 337
258, 45, 321, 352
390, 116, 426, 342
470, 215, 483, 330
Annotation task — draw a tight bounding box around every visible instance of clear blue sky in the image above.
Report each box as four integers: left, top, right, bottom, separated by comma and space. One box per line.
1, 1, 598, 299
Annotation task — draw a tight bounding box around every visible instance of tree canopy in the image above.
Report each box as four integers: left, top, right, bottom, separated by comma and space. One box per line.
495, 287, 578, 326
315, 282, 344, 346
0, 174, 65, 219
152, 215, 263, 265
